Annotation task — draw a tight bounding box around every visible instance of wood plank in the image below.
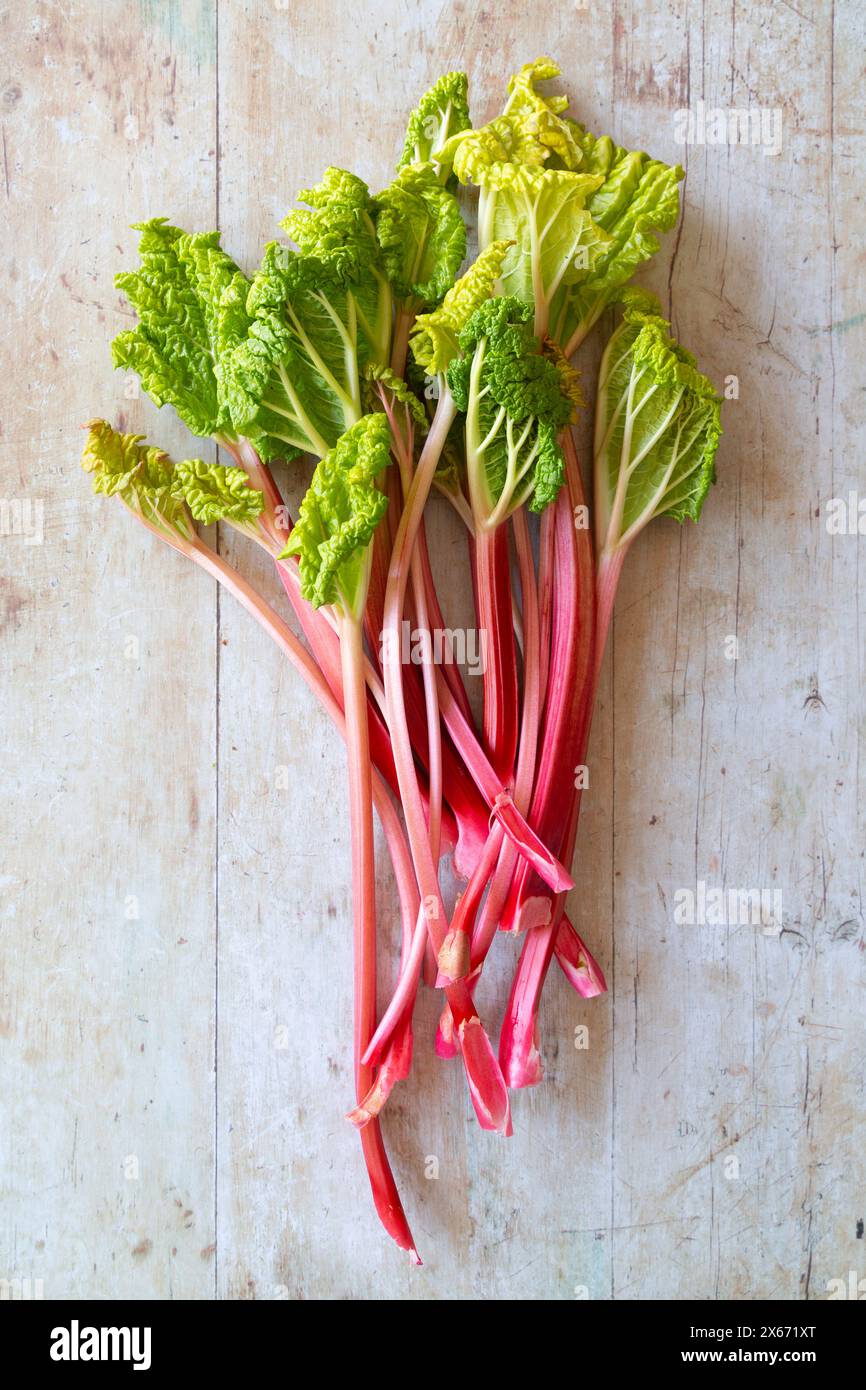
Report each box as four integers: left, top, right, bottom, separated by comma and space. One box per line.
795, 0, 866, 1301
608, 0, 866, 1300
0, 0, 219, 1300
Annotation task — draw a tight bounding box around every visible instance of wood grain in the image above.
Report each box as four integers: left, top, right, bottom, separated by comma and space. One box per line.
0, 0, 220, 1298
0, 0, 863, 1300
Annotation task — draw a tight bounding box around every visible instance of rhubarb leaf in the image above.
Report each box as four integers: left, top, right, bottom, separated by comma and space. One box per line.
222, 233, 390, 462
281, 414, 391, 617
501, 58, 583, 167
550, 124, 684, 352
81, 418, 194, 541
448, 112, 608, 338
594, 304, 722, 554
112, 219, 250, 440
446, 58, 681, 349
171, 459, 264, 526
82, 417, 173, 494
410, 240, 512, 376
440, 57, 581, 177
375, 163, 466, 309
281, 167, 380, 278
221, 169, 394, 462
82, 419, 265, 545
446, 297, 577, 525
442, 57, 603, 319
398, 71, 471, 178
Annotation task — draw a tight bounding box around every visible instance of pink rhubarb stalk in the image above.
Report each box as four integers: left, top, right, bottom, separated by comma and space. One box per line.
339, 613, 419, 1256
181, 535, 419, 1257
499, 434, 595, 934
201, 545, 422, 1150
434, 506, 543, 1054
474, 523, 518, 780
381, 388, 512, 1135
498, 433, 602, 1089
536, 502, 556, 714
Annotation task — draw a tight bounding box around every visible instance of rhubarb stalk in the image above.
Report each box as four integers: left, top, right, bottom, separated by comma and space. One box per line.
381, 389, 511, 1133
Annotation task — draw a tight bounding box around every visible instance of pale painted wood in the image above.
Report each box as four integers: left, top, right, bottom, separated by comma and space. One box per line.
0, 1, 220, 1298
603, 0, 866, 1301
1, 0, 863, 1300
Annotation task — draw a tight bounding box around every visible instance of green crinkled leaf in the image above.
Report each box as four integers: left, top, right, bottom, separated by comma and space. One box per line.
81, 418, 171, 493
441, 57, 581, 180
111, 219, 250, 440
451, 131, 609, 335
281, 414, 391, 616
528, 421, 566, 513
171, 459, 264, 526
450, 297, 576, 425
375, 163, 466, 309
222, 234, 391, 462
613, 285, 664, 317
445, 59, 682, 347
444, 114, 550, 180
82, 419, 265, 543
410, 240, 512, 376
445, 296, 576, 524
81, 418, 194, 539
595, 305, 722, 551
398, 71, 471, 178
502, 58, 582, 168
549, 123, 684, 352
281, 167, 380, 279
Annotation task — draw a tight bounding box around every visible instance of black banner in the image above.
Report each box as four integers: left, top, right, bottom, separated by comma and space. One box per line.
0, 1298, 855, 1373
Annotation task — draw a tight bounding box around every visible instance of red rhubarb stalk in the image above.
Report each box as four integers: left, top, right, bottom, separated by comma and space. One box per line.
339, 613, 419, 1254
536, 502, 556, 714
499, 435, 602, 1088
382, 389, 512, 1134
474, 523, 518, 780
435, 676, 573, 894
470, 507, 542, 960
183, 538, 420, 1256
383, 388, 445, 986
554, 913, 608, 999
499, 435, 595, 933
434, 506, 543, 1054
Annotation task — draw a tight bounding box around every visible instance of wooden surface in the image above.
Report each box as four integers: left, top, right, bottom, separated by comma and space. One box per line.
1, 0, 864, 1300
